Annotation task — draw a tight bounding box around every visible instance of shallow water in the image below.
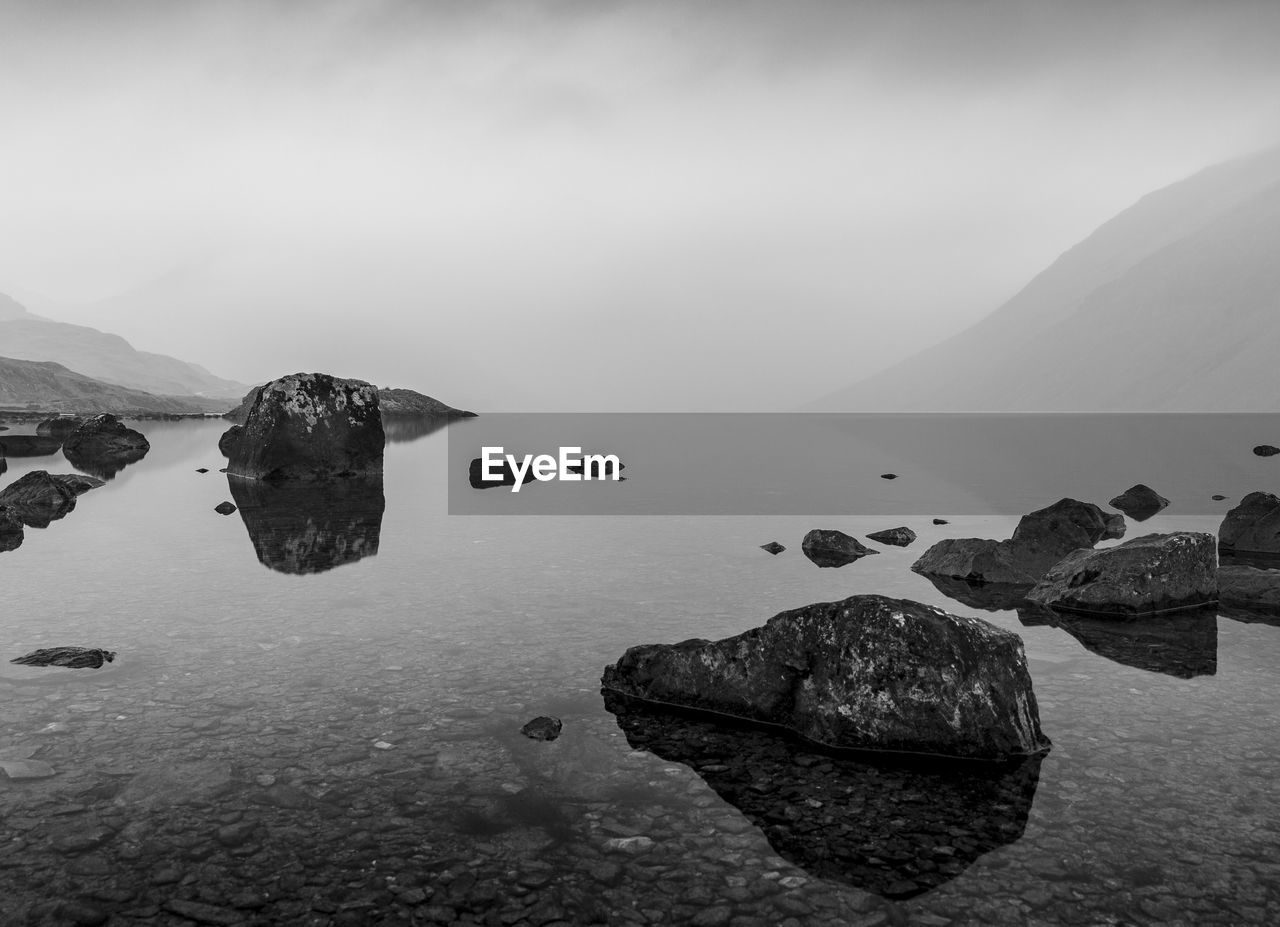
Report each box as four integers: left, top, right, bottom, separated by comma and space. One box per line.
1, 416, 1278, 926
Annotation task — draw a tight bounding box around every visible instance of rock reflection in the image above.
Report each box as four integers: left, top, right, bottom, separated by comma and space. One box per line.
919, 574, 1031, 612
603, 691, 1041, 900
227, 475, 385, 574
62, 444, 149, 480
382, 414, 452, 444
0, 434, 65, 457
1021, 605, 1218, 678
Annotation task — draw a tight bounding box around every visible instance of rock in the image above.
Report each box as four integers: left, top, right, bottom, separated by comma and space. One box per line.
1027, 532, 1217, 616
196, 467, 209, 473
36, 416, 84, 438
601, 594, 1051, 760
919, 574, 1031, 612
520, 716, 563, 741
1253, 445, 1280, 457
1022, 604, 1218, 678
760, 541, 785, 555
1108, 483, 1170, 522
0, 759, 56, 779
1212, 494, 1228, 501
933, 518, 949, 525
224, 373, 384, 482
228, 384, 476, 423
1220, 564, 1280, 611
0, 458, 5, 476
218, 424, 244, 457
214, 501, 237, 516
1218, 491, 1280, 557
11, 647, 116, 668
468, 456, 538, 489
912, 498, 1124, 585
800, 529, 879, 568
62, 414, 149, 479
0, 434, 66, 457
880, 473, 898, 480
0, 470, 87, 527
866, 526, 916, 547
0, 506, 22, 552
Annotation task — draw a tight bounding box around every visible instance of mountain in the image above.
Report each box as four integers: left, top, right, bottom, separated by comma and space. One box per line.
0, 293, 248, 400
809, 147, 1280, 411
0, 356, 229, 414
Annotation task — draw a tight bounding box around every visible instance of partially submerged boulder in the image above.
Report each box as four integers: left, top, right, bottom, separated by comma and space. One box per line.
62, 414, 150, 480
601, 594, 1051, 761
1027, 532, 1217, 616
866, 527, 917, 547
0, 471, 102, 528
801, 529, 879, 568
11, 647, 116, 669
1218, 491, 1280, 557
0, 507, 22, 552
223, 374, 385, 482
36, 416, 84, 438
1219, 564, 1280, 611
1108, 483, 1169, 522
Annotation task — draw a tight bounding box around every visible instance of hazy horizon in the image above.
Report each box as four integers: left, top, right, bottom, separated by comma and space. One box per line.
3, 0, 1280, 410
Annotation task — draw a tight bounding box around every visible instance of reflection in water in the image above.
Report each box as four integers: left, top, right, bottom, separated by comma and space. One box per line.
382, 414, 452, 444
227, 475, 385, 575
62, 444, 149, 480
1021, 606, 1218, 678
604, 691, 1041, 900
0, 434, 65, 457
919, 574, 1030, 612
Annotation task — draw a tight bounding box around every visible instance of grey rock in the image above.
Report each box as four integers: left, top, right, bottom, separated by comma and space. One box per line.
1219, 491, 1280, 556
1108, 483, 1170, 522
1253, 444, 1280, 457
1219, 564, 1280, 611
520, 716, 563, 741
866, 526, 917, 547
11, 646, 116, 669
214, 501, 237, 515
801, 529, 879, 568
760, 541, 785, 555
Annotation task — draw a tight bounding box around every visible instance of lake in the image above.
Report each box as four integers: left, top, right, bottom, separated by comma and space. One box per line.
1, 414, 1279, 926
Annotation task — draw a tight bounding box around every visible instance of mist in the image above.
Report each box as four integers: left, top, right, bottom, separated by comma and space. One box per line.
2, 0, 1279, 410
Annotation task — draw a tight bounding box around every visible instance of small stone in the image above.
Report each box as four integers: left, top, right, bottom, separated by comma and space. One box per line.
214, 501, 237, 516
690, 907, 732, 927
880, 473, 898, 480
760, 541, 785, 555
0, 759, 56, 779
1253, 445, 1280, 457
163, 899, 244, 925
196, 468, 210, 473
373, 741, 394, 750
933, 518, 949, 525
1212, 494, 1227, 501
603, 836, 654, 854
520, 716, 563, 741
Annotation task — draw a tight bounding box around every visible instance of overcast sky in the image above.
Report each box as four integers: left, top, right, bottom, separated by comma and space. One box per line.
2, 0, 1279, 410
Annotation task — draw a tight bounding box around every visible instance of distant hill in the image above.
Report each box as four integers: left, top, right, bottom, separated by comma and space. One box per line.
0, 356, 228, 414
808, 147, 1280, 411
0, 292, 248, 400
226, 383, 476, 423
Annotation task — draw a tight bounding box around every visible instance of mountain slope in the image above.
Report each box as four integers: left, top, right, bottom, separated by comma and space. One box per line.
0, 293, 248, 399
810, 147, 1280, 411
0, 356, 227, 414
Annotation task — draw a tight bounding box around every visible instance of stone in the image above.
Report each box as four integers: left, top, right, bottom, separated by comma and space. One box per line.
0, 758, 56, 779
1219, 564, 1280, 611
223, 373, 384, 481
468, 456, 538, 489
0, 470, 97, 528
1108, 483, 1170, 522
36, 416, 84, 438
1027, 532, 1217, 616
61, 414, 150, 481
1253, 445, 1280, 457
11, 647, 116, 668
1218, 491, 1280, 557
933, 518, 949, 525
0, 506, 22, 552
880, 473, 898, 480
601, 594, 1051, 760
800, 529, 879, 568
214, 501, 237, 515
218, 424, 244, 457
1212, 494, 1228, 501
760, 541, 785, 555
196, 467, 209, 473
520, 716, 563, 741
0, 434, 65, 457
866, 527, 916, 547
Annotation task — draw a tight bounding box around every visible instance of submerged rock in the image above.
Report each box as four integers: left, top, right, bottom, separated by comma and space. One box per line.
1108, 483, 1170, 522
11, 647, 116, 669
1218, 491, 1280, 557
62, 414, 150, 480
1027, 532, 1217, 616
866, 526, 917, 547
606, 692, 1043, 899
520, 717, 563, 741
800, 529, 879, 568
224, 373, 385, 482
601, 594, 1051, 761
0, 470, 101, 528
760, 541, 786, 555
1253, 445, 1280, 457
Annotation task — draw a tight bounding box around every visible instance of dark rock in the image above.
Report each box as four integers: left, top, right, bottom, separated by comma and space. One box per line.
36, 416, 84, 438
227, 474, 384, 574
912, 537, 1035, 584
0, 470, 94, 528
228, 383, 476, 423
601, 594, 1051, 760
196, 467, 209, 473
866, 526, 917, 547
1108, 483, 1170, 522
1218, 491, 1280, 557
214, 501, 237, 516
1220, 564, 1280, 611
1027, 532, 1217, 616
1020, 604, 1217, 678
933, 518, 949, 525
520, 716, 563, 741
224, 374, 384, 482
565, 456, 625, 477
1253, 445, 1280, 457
919, 574, 1031, 612
469, 456, 538, 490
760, 541, 785, 555
218, 424, 244, 457
11, 647, 116, 669
880, 473, 898, 480
0, 506, 22, 552
0, 434, 65, 457
801, 529, 879, 568
62, 414, 149, 479
1212, 494, 1228, 501
605, 691, 1043, 899
0, 458, 5, 476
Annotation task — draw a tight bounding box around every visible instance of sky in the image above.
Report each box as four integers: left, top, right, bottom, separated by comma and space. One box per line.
2, 0, 1279, 410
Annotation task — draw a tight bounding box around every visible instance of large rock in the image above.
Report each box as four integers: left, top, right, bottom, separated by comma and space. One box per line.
800, 529, 879, 568
226, 383, 475, 423
36, 416, 84, 438
62, 414, 150, 480
601, 594, 1051, 761
1027, 532, 1217, 616
0, 471, 102, 528
1218, 491, 1280, 557
223, 374, 385, 482
1219, 564, 1280, 611
912, 498, 1124, 585
1108, 483, 1170, 522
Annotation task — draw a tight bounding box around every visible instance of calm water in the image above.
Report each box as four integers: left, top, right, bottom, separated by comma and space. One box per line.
2, 416, 1279, 926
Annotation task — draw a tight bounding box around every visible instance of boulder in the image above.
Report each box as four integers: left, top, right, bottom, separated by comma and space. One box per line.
1108, 483, 1169, 522
1218, 491, 1280, 557
601, 594, 1051, 761
0, 506, 22, 552
62, 414, 150, 480
800, 529, 879, 568
1027, 532, 1217, 616
0, 471, 100, 528
759, 541, 785, 555
218, 424, 244, 457
912, 498, 1124, 586
520, 717, 563, 742
10, 647, 116, 669
224, 374, 384, 482
36, 416, 84, 438
933, 518, 949, 525
1253, 445, 1280, 457
866, 526, 917, 547
1219, 564, 1280, 611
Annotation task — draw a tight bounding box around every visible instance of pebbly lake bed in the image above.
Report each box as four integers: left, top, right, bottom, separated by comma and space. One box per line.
2, 415, 1279, 926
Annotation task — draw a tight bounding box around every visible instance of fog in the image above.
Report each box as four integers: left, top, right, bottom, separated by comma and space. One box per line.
2, 0, 1279, 410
